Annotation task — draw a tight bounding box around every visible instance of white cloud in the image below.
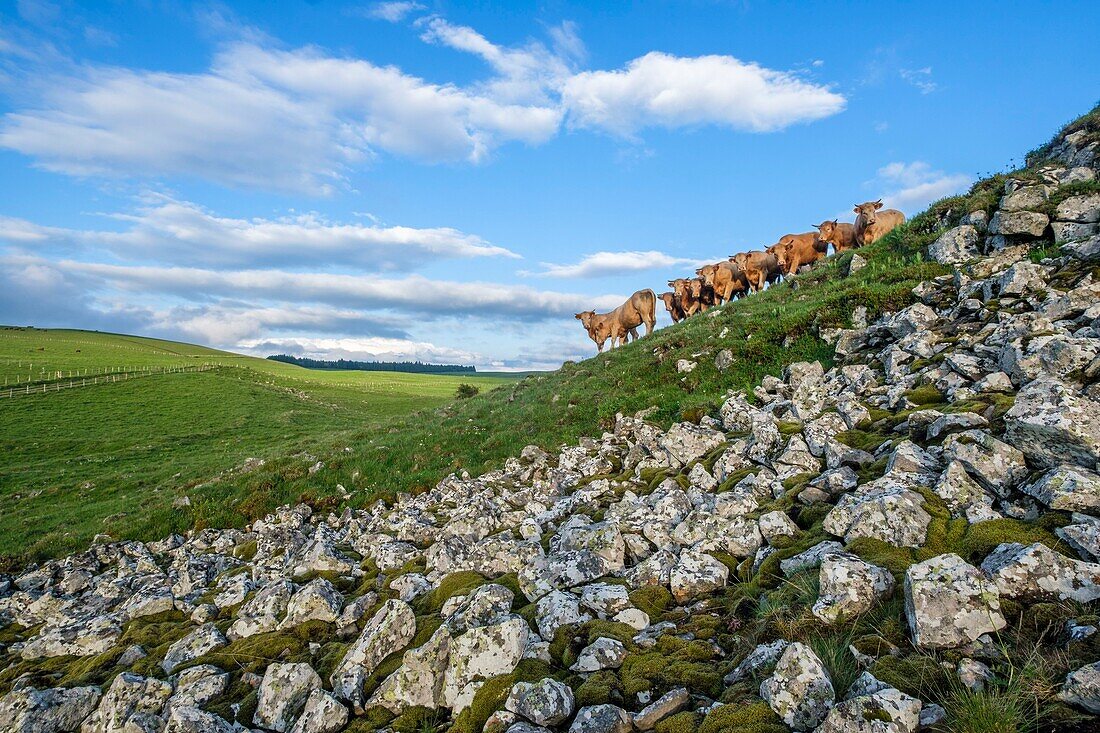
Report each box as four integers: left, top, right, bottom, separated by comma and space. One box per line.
548, 21, 586, 65
362, 2, 426, 23
1, 18, 846, 192
562, 52, 846, 136
417, 17, 576, 104
0, 194, 518, 270
0, 42, 562, 192
238, 335, 482, 366
874, 161, 972, 213
900, 67, 937, 95
163, 304, 409, 345
533, 250, 709, 278
3, 254, 625, 320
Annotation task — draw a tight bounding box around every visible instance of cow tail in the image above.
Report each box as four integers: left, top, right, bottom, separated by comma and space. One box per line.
642, 289, 657, 318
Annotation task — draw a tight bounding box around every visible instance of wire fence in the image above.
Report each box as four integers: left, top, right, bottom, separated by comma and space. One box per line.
0, 364, 217, 399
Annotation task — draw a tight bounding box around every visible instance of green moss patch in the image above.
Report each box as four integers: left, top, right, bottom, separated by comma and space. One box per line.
697, 701, 786, 733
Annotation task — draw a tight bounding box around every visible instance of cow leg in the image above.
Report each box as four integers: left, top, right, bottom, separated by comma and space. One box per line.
629, 327, 639, 342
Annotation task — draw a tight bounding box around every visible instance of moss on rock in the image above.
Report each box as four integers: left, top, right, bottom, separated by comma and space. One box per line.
697, 701, 785, 733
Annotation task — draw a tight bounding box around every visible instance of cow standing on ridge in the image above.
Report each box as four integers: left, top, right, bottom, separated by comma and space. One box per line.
774, 232, 828, 275
729, 249, 782, 293
814, 220, 860, 253
575, 289, 657, 352
854, 199, 906, 245
659, 291, 685, 323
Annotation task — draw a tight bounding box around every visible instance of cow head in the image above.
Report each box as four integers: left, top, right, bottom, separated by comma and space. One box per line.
689, 277, 706, 298
670, 278, 689, 299
696, 264, 719, 288
772, 237, 792, 266
729, 252, 749, 269
854, 199, 884, 225
574, 311, 596, 330
815, 219, 839, 241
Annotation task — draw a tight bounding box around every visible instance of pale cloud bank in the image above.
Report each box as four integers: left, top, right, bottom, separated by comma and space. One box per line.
0, 194, 517, 271
875, 161, 972, 213
532, 250, 711, 279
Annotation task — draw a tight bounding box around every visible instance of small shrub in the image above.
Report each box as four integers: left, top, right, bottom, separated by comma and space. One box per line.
455, 383, 480, 399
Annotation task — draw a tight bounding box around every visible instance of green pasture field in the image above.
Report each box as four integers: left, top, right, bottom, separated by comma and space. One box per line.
0, 329, 514, 564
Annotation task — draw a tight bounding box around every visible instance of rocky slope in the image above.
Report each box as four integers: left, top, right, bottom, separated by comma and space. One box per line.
2, 112, 1100, 733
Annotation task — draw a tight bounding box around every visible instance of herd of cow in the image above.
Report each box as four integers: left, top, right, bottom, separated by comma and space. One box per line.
574, 199, 906, 352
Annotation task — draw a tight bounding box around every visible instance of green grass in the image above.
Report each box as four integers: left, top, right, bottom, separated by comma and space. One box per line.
0, 329, 514, 564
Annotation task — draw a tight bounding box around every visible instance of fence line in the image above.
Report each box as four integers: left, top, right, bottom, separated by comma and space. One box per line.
0, 364, 217, 399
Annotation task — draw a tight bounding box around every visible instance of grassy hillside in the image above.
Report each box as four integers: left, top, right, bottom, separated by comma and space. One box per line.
0, 329, 514, 564
2, 226, 945, 567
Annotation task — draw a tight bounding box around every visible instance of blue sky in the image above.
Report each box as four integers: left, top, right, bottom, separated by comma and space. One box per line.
1, 1, 1097, 369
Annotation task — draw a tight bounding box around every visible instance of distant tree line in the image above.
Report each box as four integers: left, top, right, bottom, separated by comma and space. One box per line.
267, 354, 476, 374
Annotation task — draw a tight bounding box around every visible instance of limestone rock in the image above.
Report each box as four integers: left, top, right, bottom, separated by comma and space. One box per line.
567, 704, 632, 733
823, 484, 931, 548
443, 617, 529, 713
82, 672, 171, 732
1060, 661, 1100, 714
760, 642, 835, 731
571, 637, 627, 672
0, 686, 101, 733
330, 599, 416, 709
929, 225, 981, 264
228, 579, 293, 640
658, 422, 726, 465
164, 706, 234, 733
632, 688, 689, 731
1005, 377, 1100, 469
725, 640, 789, 684
1022, 466, 1100, 514
254, 663, 322, 733
942, 430, 1028, 495
933, 461, 1001, 524
281, 578, 343, 628
670, 550, 729, 603
536, 590, 591, 641
171, 665, 228, 709
369, 626, 451, 713
905, 553, 1006, 649
989, 210, 1049, 237
161, 624, 226, 674
981, 542, 1100, 603
289, 689, 348, 733
505, 678, 575, 727
817, 687, 921, 733
780, 541, 845, 577
812, 553, 895, 625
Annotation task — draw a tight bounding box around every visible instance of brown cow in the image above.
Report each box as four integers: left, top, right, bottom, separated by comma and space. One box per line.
575, 288, 657, 352
729, 250, 782, 293
689, 277, 719, 312
853, 199, 905, 245
696, 262, 749, 303
774, 232, 828, 275
814, 219, 860, 253
668, 278, 699, 317
659, 291, 685, 323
